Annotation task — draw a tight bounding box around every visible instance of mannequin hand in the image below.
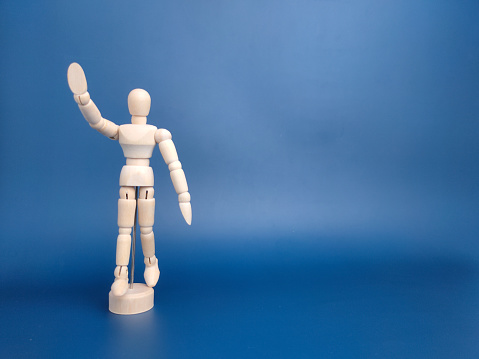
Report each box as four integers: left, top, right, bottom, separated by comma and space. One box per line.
67, 62, 88, 95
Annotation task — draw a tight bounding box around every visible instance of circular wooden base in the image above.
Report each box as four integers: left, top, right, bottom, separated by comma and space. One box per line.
109, 283, 154, 315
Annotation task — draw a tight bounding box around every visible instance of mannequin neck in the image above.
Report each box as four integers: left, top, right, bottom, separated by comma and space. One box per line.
131, 116, 147, 125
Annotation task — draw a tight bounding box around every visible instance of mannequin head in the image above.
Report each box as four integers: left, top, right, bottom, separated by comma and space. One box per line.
128, 89, 151, 124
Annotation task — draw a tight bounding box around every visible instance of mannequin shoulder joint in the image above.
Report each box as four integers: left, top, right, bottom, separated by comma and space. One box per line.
155, 128, 172, 143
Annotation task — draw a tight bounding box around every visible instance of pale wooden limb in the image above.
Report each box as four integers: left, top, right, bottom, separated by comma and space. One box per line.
155, 129, 192, 225
138, 186, 160, 287
67, 62, 119, 140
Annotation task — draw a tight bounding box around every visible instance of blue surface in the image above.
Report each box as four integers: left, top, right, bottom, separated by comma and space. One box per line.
1, 0, 479, 357
2, 240, 479, 358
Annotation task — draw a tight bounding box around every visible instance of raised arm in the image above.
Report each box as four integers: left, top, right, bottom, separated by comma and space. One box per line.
155, 129, 192, 225
67, 63, 119, 140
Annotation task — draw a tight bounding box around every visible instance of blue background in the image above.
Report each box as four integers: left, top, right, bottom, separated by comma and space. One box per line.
1, 0, 479, 357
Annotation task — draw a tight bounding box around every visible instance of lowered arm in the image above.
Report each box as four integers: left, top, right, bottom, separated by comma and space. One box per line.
155, 129, 192, 225
67, 63, 119, 140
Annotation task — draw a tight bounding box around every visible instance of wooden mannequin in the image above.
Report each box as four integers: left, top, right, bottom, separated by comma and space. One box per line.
67, 63, 191, 314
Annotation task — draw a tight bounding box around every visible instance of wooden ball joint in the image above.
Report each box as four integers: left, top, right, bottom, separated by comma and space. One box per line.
67, 63, 192, 315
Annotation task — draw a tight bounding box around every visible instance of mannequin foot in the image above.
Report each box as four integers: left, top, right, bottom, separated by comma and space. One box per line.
111, 278, 129, 296
111, 265, 129, 296
144, 256, 160, 287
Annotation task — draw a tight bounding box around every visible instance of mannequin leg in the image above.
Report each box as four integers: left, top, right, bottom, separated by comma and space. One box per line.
111, 186, 136, 296
138, 186, 160, 287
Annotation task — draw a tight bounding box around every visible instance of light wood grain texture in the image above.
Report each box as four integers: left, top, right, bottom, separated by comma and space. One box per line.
179, 202, 192, 225
168, 160, 182, 171
138, 199, 155, 227
119, 166, 154, 187
116, 234, 131, 266
158, 139, 178, 164
90, 118, 119, 140
109, 283, 154, 315
128, 89, 151, 116
119, 124, 157, 158
79, 100, 102, 126
178, 192, 191, 203
68, 62, 193, 311
68, 63, 119, 140
74, 92, 90, 105
155, 130, 192, 225
67, 63, 87, 94
118, 198, 136, 228
111, 265, 129, 297
170, 169, 188, 194
154, 128, 171, 142
144, 256, 160, 287
140, 229, 155, 258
